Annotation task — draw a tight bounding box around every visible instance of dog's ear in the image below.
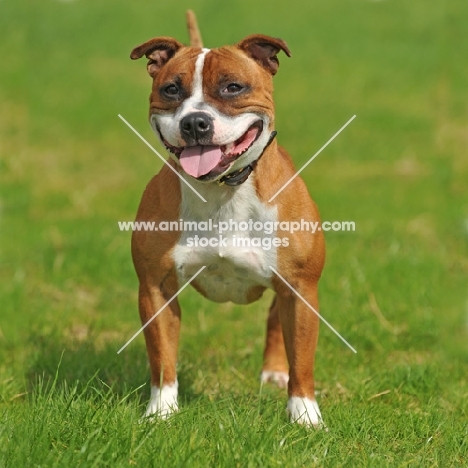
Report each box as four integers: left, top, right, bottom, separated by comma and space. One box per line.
130, 37, 184, 77
236, 34, 291, 76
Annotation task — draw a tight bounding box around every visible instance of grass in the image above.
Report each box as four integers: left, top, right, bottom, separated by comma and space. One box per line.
1, 0, 467, 466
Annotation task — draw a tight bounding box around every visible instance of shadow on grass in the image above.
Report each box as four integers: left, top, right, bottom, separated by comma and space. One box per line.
25, 328, 204, 407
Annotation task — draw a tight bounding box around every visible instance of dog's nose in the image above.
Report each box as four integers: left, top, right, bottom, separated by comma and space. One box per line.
180, 112, 213, 143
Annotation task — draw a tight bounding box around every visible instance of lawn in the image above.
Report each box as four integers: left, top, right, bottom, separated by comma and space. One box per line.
1, 0, 467, 466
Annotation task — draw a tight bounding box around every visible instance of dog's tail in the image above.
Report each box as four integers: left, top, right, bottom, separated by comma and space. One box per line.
186, 10, 203, 48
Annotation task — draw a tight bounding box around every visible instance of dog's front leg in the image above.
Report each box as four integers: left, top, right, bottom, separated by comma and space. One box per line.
276, 280, 324, 428
138, 273, 181, 419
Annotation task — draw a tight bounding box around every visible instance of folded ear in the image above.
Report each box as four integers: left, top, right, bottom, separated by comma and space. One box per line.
130, 37, 184, 77
236, 34, 291, 76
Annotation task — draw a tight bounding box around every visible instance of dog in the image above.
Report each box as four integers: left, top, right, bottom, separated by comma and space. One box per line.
129, 11, 325, 427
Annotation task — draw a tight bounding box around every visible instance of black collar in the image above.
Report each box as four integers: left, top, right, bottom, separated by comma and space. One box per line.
218, 131, 277, 186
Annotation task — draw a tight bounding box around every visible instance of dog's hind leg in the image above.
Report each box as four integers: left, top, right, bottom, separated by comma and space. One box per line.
261, 295, 289, 389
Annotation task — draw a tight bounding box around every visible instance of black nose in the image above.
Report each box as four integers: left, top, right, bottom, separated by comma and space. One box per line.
180, 112, 213, 143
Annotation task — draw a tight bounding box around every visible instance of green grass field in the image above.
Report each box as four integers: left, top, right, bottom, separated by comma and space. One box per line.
1, 0, 467, 466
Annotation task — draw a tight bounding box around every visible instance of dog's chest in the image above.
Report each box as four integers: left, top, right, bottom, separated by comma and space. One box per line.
172, 177, 277, 304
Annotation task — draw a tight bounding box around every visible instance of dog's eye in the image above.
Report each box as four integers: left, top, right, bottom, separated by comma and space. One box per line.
162, 84, 180, 98
222, 83, 244, 95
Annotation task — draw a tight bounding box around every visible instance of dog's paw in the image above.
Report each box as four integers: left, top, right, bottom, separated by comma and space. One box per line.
261, 370, 289, 389
144, 382, 179, 420
287, 397, 325, 429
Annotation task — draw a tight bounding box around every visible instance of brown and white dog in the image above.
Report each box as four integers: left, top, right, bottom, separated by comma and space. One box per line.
130, 12, 325, 427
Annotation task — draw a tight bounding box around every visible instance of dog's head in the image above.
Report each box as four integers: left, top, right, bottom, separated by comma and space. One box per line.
131, 35, 290, 182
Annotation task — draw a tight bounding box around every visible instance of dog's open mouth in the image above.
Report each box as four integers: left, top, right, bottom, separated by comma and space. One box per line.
161, 121, 263, 179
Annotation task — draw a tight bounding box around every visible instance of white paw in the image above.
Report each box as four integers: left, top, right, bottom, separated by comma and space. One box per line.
287, 397, 324, 428
261, 370, 289, 389
144, 382, 178, 419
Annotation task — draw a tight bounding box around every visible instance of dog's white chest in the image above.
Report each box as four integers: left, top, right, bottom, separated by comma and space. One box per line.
172, 177, 277, 304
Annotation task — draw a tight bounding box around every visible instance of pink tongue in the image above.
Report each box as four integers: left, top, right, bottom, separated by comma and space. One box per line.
179, 145, 223, 178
